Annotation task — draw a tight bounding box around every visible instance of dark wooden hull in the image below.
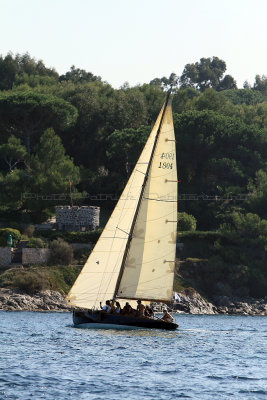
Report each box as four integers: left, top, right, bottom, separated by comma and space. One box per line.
73, 310, 178, 330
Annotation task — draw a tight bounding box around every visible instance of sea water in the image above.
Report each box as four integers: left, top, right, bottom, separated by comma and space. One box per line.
0, 312, 266, 400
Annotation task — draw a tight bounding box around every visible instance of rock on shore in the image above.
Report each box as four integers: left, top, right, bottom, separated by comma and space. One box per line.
172, 291, 267, 315
172, 291, 217, 314
213, 295, 267, 316
0, 288, 266, 315
0, 288, 71, 312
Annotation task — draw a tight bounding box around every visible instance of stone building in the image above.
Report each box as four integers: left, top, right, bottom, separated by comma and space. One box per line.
55, 206, 100, 231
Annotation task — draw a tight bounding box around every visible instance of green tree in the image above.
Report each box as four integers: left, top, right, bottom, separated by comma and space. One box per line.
106, 126, 151, 181
247, 169, 267, 219
138, 84, 165, 123
193, 89, 232, 112
174, 110, 267, 229
253, 74, 267, 96
217, 74, 237, 91
0, 129, 80, 217
179, 57, 236, 91
172, 88, 200, 114
0, 167, 27, 211
0, 52, 58, 91
58, 81, 114, 170
224, 89, 265, 105
178, 212, 197, 231
50, 238, 73, 265
223, 211, 267, 240
0, 90, 78, 154
150, 73, 179, 90
59, 65, 101, 84
29, 128, 80, 198
0, 135, 27, 172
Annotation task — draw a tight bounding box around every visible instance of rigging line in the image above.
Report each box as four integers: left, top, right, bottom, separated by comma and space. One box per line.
118, 273, 174, 290
132, 209, 175, 223
144, 197, 177, 202
100, 237, 128, 240
150, 170, 175, 178
157, 128, 174, 134
116, 226, 130, 236
136, 170, 147, 175
125, 249, 175, 266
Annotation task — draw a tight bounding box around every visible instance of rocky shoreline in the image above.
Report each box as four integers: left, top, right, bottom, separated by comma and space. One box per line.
171, 291, 267, 316
0, 288, 71, 312
0, 288, 266, 315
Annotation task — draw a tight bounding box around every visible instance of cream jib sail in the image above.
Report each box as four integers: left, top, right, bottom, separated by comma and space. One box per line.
66, 94, 177, 309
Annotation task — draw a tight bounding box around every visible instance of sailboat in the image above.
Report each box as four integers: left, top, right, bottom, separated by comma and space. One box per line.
66, 91, 178, 330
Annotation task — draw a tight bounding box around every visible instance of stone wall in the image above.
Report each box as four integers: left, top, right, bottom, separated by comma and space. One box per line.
0, 248, 12, 266
55, 206, 100, 231
22, 248, 51, 265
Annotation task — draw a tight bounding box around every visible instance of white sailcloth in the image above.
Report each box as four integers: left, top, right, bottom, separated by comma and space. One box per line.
66, 105, 165, 309
117, 100, 177, 301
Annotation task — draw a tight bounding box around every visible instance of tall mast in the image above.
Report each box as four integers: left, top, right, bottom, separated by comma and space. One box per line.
113, 90, 171, 299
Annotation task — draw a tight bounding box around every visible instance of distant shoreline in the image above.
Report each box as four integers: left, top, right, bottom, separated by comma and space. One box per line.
0, 288, 266, 315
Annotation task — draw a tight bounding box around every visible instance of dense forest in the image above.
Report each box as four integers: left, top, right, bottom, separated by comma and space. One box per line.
0, 53, 266, 297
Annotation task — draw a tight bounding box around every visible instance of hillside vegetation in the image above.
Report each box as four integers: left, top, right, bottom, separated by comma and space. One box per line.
0, 53, 266, 298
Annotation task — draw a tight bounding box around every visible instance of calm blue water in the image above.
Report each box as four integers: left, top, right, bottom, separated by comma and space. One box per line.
0, 312, 266, 400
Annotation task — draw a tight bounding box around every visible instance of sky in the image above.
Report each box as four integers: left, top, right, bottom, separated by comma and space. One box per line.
0, 0, 266, 88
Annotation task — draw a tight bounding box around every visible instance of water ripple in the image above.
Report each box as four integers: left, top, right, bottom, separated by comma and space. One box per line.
0, 312, 267, 399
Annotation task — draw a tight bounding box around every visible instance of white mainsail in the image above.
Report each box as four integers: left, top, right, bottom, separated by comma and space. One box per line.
117, 100, 177, 301
66, 105, 165, 309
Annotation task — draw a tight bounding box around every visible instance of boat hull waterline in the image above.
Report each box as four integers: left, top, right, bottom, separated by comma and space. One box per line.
73, 311, 178, 330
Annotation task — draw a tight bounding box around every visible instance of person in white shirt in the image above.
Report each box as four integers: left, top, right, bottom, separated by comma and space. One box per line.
100, 300, 111, 313
97, 300, 112, 320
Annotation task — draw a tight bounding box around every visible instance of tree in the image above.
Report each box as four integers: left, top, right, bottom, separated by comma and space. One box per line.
172, 88, 200, 114
30, 128, 80, 191
138, 84, 165, 123
226, 211, 267, 239
50, 238, 73, 265
174, 110, 267, 229
0, 53, 18, 91
178, 212, 197, 231
224, 89, 265, 105
217, 75, 237, 91
0, 90, 78, 154
0, 129, 80, 218
0, 135, 27, 172
0, 167, 27, 211
150, 73, 179, 91
253, 74, 267, 96
246, 169, 267, 219
24, 128, 80, 215
193, 89, 231, 112
0, 52, 58, 91
106, 126, 151, 181
179, 57, 236, 91
59, 65, 101, 84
